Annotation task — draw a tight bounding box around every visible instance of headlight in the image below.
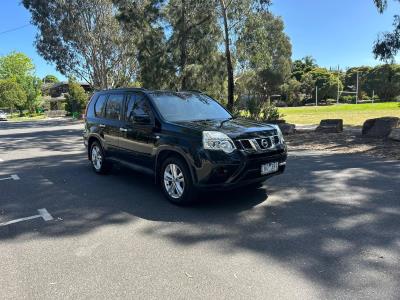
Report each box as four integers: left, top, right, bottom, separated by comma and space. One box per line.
272, 125, 285, 143
202, 131, 236, 153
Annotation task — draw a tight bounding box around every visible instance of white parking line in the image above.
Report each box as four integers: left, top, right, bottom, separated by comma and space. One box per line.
0, 174, 20, 181
0, 158, 4, 162
0, 208, 54, 227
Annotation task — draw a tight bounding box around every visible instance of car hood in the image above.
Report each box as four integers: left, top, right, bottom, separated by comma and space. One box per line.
173, 118, 278, 139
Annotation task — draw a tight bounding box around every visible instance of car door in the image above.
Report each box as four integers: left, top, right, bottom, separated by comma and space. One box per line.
119, 92, 156, 169
102, 93, 125, 157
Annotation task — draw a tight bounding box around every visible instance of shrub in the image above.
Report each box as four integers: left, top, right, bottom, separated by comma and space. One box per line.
65, 79, 88, 115
242, 95, 282, 121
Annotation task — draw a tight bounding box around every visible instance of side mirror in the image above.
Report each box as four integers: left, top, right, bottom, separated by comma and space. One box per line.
134, 115, 151, 125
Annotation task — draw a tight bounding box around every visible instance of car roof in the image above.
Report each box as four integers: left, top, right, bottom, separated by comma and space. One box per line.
95, 88, 203, 95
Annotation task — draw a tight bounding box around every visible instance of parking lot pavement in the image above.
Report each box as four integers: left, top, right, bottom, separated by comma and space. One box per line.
1, 119, 400, 299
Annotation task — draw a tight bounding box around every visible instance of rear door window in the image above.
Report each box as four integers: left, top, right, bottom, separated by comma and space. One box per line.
105, 94, 124, 120
94, 95, 108, 118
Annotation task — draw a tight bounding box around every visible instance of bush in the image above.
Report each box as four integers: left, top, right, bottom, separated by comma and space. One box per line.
261, 104, 281, 121
241, 95, 283, 121
65, 79, 88, 115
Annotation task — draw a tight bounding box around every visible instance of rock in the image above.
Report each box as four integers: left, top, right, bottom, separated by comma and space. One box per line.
362, 117, 399, 137
316, 119, 343, 133
389, 128, 400, 141
278, 123, 296, 134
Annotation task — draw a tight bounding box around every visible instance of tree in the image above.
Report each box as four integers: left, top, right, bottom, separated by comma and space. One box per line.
0, 79, 27, 114
116, 0, 225, 93
0, 52, 42, 113
310, 68, 343, 101
215, 0, 271, 111
344, 66, 372, 99
165, 0, 221, 90
65, 79, 88, 114
373, 0, 400, 61
23, 0, 138, 89
281, 78, 302, 106
0, 52, 35, 79
23, 76, 43, 113
43, 75, 59, 83
365, 64, 400, 100
237, 11, 292, 100
300, 73, 316, 101
291, 56, 317, 81
115, 0, 174, 89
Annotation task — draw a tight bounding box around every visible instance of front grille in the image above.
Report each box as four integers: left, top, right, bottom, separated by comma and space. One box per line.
236, 136, 281, 151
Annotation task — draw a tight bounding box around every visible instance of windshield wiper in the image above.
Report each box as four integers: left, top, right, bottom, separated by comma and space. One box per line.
219, 117, 233, 128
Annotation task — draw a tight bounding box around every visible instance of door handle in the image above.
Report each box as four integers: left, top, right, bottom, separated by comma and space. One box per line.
99, 124, 106, 128
119, 128, 128, 132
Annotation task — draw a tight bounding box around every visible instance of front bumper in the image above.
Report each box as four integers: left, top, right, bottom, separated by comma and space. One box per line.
192, 147, 287, 190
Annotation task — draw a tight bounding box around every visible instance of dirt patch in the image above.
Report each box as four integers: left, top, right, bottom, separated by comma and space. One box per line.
285, 129, 400, 160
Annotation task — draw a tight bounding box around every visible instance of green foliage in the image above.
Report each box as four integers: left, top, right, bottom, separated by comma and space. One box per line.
372, 0, 400, 61
281, 78, 302, 106
165, 0, 220, 90
116, 0, 224, 93
23, 0, 138, 89
0, 78, 27, 112
310, 68, 343, 100
237, 11, 292, 104
300, 73, 316, 101
0, 52, 42, 113
22, 75, 43, 113
291, 56, 317, 81
242, 95, 282, 121
65, 79, 89, 114
43, 75, 59, 83
0, 52, 34, 79
366, 64, 400, 100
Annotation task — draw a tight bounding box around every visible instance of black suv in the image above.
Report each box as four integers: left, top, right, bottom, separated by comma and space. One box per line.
84, 88, 287, 204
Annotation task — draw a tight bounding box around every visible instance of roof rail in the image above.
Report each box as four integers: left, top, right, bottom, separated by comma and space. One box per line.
181, 89, 203, 93
97, 87, 147, 92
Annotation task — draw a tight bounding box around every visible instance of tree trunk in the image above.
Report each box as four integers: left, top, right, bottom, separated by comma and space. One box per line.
220, 0, 234, 112
180, 0, 188, 90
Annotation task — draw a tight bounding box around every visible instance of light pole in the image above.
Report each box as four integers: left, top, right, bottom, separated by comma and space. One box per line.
337, 65, 340, 104
356, 71, 359, 104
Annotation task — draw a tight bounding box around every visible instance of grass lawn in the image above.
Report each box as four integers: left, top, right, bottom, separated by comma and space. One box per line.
7, 115, 46, 122
279, 102, 400, 125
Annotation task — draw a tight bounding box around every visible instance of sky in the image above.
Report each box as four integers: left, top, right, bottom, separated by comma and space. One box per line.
0, 0, 399, 81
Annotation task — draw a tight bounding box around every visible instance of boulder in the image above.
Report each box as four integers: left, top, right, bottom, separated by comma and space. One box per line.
278, 123, 296, 135
362, 117, 399, 138
316, 119, 343, 133
389, 128, 400, 141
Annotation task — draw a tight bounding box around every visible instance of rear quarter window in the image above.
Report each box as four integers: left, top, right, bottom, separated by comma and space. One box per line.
94, 95, 108, 118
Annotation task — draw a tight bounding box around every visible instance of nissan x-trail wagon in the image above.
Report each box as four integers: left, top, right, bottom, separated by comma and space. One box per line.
84, 88, 287, 204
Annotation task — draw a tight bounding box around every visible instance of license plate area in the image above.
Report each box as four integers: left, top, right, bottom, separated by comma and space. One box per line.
261, 162, 279, 175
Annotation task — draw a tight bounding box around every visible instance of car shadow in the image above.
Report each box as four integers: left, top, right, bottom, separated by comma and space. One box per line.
1, 134, 400, 293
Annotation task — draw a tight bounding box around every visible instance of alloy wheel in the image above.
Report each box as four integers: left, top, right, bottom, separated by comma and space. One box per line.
91, 145, 103, 171
163, 163, 185, 199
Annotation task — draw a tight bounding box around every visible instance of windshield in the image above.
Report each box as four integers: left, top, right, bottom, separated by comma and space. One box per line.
149, 92, 232, 122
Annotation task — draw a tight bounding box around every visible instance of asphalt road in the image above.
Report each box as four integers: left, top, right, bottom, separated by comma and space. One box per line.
0, 119, 399, 299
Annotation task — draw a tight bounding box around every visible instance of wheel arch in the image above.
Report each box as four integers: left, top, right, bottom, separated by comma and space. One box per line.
87, 135, 101, 160
155, 148, 197, 184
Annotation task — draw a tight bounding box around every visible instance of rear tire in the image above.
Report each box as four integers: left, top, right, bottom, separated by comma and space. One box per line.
160, 156, 197, 205
90, 141, 111, 174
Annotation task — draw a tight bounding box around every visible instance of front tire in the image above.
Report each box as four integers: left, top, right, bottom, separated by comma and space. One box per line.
90, 141, 111, 174
160, 157, 196, 205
